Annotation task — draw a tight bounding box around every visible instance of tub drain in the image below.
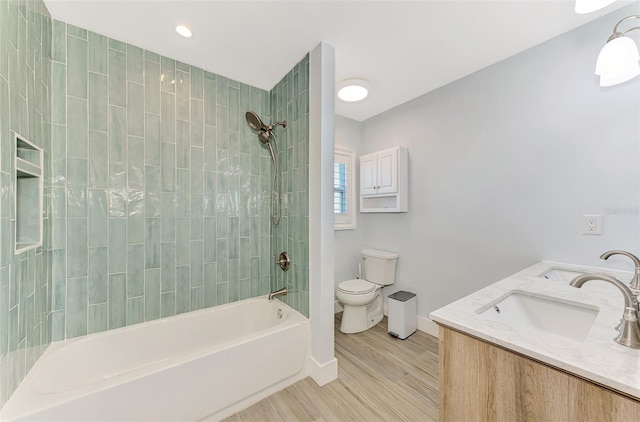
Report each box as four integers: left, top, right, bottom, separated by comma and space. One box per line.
277, 308, 283, 319
494, 306, 501, 314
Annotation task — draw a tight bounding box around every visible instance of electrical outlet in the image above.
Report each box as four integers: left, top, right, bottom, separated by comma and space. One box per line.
582, 215, 602, 235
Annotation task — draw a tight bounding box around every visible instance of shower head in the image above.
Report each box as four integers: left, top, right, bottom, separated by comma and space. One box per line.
258, 131, 271, 145
246, 112, 276, 160
245, 111, 267, 132
246, 111, 274, 145
246, 111, 288, 151
245, 111, 287, 140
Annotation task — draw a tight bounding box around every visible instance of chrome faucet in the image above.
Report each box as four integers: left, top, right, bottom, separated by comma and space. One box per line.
600, 250, 640, 291
570, 273, 640, 349
268, 287, 287, 301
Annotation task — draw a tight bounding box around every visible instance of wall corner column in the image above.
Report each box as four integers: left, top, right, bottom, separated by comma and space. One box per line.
308, 42, 337, 386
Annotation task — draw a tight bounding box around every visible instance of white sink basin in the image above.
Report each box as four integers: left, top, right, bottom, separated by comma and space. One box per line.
477, 290, 599, 342
539, 268, 586, 282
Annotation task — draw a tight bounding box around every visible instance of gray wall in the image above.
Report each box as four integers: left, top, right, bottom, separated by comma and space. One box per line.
334, 115, 363, 284
335, 5, 640, 318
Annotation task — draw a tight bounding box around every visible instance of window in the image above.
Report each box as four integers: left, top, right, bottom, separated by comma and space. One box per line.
334, 146, 357, 230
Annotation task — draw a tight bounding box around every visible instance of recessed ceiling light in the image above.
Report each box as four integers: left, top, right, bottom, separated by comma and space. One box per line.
337, 79, 371, 102
175, 25, 192, 38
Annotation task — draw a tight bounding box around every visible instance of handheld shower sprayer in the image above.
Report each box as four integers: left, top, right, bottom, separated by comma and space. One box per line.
245, 111, 287, 225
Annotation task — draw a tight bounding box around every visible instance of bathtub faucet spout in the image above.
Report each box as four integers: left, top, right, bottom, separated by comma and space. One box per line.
268, 287, 287, 301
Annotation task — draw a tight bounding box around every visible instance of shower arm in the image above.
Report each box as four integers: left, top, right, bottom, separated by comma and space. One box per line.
267, 121, 287, 131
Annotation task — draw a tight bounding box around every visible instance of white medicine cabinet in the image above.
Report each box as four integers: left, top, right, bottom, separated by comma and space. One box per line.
360, 146, 408, 213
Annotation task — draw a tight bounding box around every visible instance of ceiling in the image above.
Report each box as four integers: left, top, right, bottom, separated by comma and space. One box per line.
43, 0, 632, 121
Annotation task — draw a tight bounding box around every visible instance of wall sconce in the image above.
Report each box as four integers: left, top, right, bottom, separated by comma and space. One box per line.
595, 15, 640, 86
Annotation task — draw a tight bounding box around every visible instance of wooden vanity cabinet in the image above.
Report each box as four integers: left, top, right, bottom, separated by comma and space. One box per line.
438, 326, 640, 422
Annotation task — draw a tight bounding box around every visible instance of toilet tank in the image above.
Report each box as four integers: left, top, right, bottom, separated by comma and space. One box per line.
362, 249, 399, 286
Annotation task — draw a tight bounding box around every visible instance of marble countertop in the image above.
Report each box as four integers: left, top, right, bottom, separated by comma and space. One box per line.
429, 261, 640, 399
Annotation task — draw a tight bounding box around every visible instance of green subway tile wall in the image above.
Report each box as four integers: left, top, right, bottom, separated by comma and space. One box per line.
50, 21, 278, 340
0, 0, 53, 409
270, 56, 310, 317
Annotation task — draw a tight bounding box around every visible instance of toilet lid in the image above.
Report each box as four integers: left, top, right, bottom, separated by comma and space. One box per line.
338, 279, 375, 294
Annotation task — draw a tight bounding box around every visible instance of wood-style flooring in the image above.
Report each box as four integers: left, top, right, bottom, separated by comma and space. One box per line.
224, 314, 440, 422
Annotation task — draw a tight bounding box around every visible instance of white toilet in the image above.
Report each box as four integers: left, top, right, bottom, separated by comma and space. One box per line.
336, 249, 399, 334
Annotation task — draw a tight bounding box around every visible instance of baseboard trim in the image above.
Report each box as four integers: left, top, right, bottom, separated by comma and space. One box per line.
417, 316, 439, 338
309, 356, 338, 386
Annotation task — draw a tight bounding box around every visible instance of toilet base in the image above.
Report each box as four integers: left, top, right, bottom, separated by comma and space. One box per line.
339, 290, 383, 334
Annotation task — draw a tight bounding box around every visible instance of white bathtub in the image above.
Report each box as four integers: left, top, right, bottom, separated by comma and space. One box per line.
1, 297, 310, 421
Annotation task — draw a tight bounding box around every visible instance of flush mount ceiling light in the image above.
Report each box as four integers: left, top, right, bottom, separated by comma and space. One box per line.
175, 25, 192, 38
337, 79, 371, 102
595, 15, 640, 87
575, 0, 616, 14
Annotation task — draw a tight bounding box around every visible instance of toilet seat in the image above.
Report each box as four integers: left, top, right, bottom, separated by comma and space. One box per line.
338, 279, 376, 295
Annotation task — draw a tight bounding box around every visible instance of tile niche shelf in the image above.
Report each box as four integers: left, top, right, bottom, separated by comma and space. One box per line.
15, 133, 43, 254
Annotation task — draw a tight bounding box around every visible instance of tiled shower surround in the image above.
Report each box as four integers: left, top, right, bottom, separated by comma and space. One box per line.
50, 21, 310, 340
0, 0, 53, 408
270, 57, 310, 316
0, 1, 309, 408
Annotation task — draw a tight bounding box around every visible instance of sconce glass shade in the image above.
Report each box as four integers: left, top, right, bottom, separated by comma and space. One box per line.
595, 36, 640, 86
575, 0, 616, 14
599, 65, 640, 86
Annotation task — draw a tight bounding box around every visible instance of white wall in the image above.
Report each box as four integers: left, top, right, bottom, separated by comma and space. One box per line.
334, 5, 640, 319
309, 42, 338, 385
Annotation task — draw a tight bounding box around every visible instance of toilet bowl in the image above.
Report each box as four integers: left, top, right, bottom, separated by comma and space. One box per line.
337, 250, 398, 334
336, 279, 383, 333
